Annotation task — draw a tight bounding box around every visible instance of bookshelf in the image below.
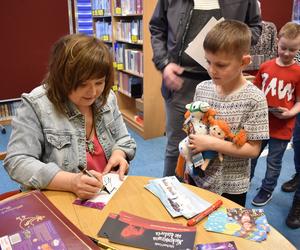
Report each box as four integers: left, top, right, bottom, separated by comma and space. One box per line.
91, 0, 165, 139
0, 99, 22, 123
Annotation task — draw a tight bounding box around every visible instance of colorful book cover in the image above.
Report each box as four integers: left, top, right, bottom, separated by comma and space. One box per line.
205, 207, 270, 242
195, 241, 237, 250
98, 211, 196, 250
0, 191, 97, 249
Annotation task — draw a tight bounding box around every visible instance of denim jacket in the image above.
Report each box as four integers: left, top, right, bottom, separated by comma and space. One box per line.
4, 85, 136, 190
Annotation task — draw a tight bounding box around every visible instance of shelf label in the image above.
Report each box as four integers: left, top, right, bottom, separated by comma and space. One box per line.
112, 85, 118, 91
98, 9, 104, 16
113, 62, 117, 68
117, 63, 124, 70
131, 35, 138, 43
92, 10, 95, 15
115, 7, 122, 15
102, 35, 109, 41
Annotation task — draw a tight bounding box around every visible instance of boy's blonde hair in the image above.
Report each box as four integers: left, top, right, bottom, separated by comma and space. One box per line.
278, 22, 300, 40
203, 20, 251, 58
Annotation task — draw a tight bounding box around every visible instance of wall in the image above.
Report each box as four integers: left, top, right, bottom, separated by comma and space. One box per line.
0, 0, 72, 100
261, 0, 293, 30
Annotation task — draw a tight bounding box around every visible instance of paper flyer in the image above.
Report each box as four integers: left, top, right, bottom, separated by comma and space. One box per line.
185, 17, 224, 69
73, 173, 127, 210
145, 176, 211, 219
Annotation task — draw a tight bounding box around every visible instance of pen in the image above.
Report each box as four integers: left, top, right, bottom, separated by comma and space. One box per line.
78, 165, 111, 194
187, 199, 223, 226
87, 236, 118, 250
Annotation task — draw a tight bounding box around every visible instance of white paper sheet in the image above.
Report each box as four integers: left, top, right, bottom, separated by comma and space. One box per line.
185, 17, 224, 69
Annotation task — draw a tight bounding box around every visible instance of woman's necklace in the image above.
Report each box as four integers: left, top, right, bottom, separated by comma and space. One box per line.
86, 118, 95, 155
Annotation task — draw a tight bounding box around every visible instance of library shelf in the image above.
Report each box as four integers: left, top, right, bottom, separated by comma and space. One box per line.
91, 0, 165, 139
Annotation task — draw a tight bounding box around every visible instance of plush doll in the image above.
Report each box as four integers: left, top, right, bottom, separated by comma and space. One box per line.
175, 101, 216, 179
176, 101, 247, 179
200, 118, 247, 172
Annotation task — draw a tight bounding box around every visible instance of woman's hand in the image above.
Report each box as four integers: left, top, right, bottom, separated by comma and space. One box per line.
103, 149, 129, 180
47, 170, 103, 200
70, 170, 103, 199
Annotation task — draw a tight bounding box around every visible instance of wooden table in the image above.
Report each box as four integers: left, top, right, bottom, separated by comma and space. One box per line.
19, 176, 297, 249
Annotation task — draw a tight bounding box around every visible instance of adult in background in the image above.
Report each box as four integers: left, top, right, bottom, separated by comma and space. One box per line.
247, 0, 278, 71
4, 34, 136, 199
281, 52, 300, 193
285, 114, 300, 229
149, 0, 262, 177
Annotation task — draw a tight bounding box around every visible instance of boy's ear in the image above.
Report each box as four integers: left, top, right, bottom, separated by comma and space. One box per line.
241, 55, 251, 67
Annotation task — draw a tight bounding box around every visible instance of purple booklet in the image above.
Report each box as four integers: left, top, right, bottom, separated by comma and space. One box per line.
196, 241, 238, 250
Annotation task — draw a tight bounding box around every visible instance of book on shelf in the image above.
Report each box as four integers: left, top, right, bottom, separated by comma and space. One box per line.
95, 20, 112, 41
91, 0, 111, 16
114, 42, 143, 75
117, 71, 143, 98
113, 0, 142, 15
0, 190, 97, 249
115, 19, 143, 43
134, 115, 143, 126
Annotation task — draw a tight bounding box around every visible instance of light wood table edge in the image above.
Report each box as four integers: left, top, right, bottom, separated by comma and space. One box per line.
2, 176, 297, 250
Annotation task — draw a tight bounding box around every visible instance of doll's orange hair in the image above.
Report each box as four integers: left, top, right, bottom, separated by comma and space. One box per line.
209, 118, 247, 146
202, 108, 217, 124
232, 129, 247, 146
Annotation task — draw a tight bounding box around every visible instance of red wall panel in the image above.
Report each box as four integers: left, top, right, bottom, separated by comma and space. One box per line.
261, 0, 293, 30
0, 0, 71, 99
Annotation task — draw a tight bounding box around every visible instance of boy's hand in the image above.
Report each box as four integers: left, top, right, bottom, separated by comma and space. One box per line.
268, 107, 284, 113
270, 106, 293, 119
188, 134, 214, 153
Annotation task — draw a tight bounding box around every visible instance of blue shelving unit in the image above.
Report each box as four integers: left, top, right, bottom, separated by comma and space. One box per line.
76, 0, 93, 35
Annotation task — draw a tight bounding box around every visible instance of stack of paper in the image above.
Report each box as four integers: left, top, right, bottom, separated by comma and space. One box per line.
145, 176, 211, 219
205, 207, 271, 242
98, 211, 196, 250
